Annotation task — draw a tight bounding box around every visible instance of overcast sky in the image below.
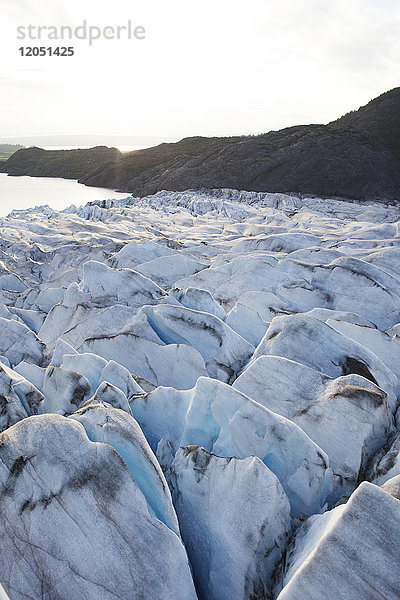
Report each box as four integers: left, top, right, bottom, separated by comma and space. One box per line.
1, 0, 400, 141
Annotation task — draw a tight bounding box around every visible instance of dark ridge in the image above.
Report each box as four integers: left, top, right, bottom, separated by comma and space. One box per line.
2, 88, 400, 203
0, 145, 121, 179
331, 87, 400, 161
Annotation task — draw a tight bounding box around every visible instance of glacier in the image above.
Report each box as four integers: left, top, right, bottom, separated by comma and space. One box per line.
0, 415, 196, 600
0, 188, 399, 599
163, 445, 291, 600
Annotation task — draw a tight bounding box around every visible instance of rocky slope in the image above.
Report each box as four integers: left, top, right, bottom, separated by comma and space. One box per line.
2, 87, 400, 202
0, 145, 120, 179
0, 189, 400, 598
332, 86, 400, 161
80, 124, 400, 202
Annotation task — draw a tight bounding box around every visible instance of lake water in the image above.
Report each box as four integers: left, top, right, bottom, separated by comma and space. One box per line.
0, 174, 131, 217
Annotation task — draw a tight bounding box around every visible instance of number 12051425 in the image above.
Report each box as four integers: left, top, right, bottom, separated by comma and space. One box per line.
19, 47, 74, 56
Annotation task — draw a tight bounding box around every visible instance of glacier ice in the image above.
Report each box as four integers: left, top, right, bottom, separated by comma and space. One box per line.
0, 415, 197, 600
225, 291, 296, 346
326, 317, 400, 381
0, 362, 43, 432
87, 380, 133, 413
108, 238, 178, 270
81, 259, 167, 307
135, 253, 208, 288
140, 303, 255, 382
252, 313, 399, 412
131, 376, 332, 516
366, 432, 400, 486
163, 445, 291, 600
15, 363, 92, 415
169, 286, 226, 320
48, 338, 77, 366
61, 352, 144, 398
80, 331, 208, 389
0, 317, 47, 367
0, 188, 400, 598
278, 481, 400, 599
234, 355, 393, 498
70, 402, 179, 534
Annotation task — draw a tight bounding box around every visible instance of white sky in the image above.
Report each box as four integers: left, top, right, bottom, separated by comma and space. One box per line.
1, 0, 400, 140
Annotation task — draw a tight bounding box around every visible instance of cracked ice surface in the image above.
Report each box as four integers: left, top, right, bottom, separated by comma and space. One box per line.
0, 189, 400, 599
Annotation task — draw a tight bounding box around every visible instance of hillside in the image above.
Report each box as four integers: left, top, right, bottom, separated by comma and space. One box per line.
2, 88, 400, 202
0, 145, 121, 179
79, 124, 400, 202
331, 86, 400, 161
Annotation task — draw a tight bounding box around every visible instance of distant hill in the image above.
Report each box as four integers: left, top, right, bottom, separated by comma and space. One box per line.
0, 144, 24, 160
0, 144, 24, 153
2, 88, 400, 202
0, 146, 121, 179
